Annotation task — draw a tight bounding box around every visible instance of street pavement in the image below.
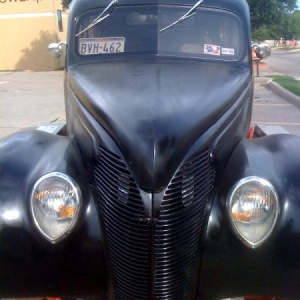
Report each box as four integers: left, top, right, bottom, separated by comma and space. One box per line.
252, 62, 300, 136
0, 71, 65, 139
0, 64, 300, 139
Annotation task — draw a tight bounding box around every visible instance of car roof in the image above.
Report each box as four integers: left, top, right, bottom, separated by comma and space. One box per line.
69, 0, 250, 20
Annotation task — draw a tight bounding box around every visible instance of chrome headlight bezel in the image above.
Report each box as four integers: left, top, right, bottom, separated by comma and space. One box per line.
227, 176, 280, 248
30, 172, 82, 244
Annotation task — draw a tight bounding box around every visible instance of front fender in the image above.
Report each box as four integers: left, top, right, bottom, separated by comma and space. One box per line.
199, 134, 300, 299
0, 131, 107, 298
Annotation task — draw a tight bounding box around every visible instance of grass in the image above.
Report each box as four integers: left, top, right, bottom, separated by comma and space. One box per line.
276, 46, 300, 51
268, 75, 300, 97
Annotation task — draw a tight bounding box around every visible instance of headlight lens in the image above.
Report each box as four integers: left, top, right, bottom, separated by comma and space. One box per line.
31, 172, 81, 243
227, 176, 279, 248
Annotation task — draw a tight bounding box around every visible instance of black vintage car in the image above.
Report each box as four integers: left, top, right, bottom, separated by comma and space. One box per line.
1, 0, 300, 300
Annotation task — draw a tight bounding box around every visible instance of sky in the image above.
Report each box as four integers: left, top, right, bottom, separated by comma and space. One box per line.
298, 0, 300, 9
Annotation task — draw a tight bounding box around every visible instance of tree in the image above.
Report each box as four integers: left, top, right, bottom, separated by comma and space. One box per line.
247, 0, 298, 40
62, 0, 72, 10
289, 10, 300, 39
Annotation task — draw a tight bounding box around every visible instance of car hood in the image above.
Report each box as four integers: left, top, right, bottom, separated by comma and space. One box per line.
67, 57, 251, 190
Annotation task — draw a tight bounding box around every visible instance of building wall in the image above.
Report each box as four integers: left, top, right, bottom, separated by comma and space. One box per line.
0, 0, 68, 71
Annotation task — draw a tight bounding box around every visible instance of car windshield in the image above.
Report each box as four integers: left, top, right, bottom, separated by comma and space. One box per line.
76, 5, 245, 61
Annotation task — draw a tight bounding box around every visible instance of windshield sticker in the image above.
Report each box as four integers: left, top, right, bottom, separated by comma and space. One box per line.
204, 44, 220, 56
79, 37, 125, 55
222, 48, 235, 55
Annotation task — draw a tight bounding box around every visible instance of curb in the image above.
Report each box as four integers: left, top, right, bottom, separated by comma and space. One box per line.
267, 79, 300, 110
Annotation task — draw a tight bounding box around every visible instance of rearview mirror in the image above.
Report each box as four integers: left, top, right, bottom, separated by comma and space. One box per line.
48, 42, 66, 58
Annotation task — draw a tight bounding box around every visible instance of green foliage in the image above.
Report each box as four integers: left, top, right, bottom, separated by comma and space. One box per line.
290, 11, 300, 39
269, 75, 300, 97
252, 25, 271, 41
247, 0, 300, 41
247, 0, 280, 30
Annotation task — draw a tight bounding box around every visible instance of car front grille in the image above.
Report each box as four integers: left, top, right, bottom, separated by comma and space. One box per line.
94, 147, 150, 300
155, 150, 215, 299
94, 146, 215, 300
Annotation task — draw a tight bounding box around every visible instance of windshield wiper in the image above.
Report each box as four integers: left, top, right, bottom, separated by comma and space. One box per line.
160, 0, 204, 33
76, 0, 118, 37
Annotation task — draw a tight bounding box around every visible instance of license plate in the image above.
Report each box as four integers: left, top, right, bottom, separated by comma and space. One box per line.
79, 37, 125, 55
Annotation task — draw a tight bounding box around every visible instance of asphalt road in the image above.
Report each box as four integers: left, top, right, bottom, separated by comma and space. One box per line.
251, 49, 300, 136
252, 77, 300, 136
264, 49, 300, 78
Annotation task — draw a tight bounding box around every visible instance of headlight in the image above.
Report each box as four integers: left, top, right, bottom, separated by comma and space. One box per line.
31, 172, 81, 243
227, 176, 279, 248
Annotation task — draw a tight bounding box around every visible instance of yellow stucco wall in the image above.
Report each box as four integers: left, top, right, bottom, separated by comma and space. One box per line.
0, 0, 68, 71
